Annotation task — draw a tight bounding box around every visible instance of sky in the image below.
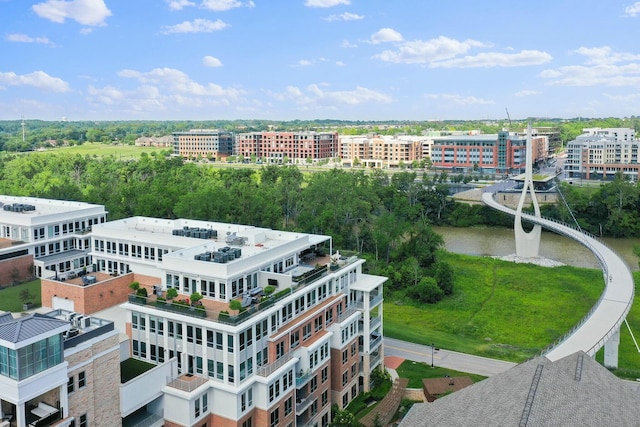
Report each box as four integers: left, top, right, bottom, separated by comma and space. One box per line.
1, 0, 640, 122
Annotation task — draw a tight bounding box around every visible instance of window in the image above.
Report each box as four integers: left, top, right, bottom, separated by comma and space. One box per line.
342, 371, 348, 386
243, 418, 252, 427
67, 376, 74, 393
342, 350, 348, 364
310, 376, 317, 392
342, 393, 348, 408
321, 367, 328, 383
216, 332, 223, 350
78, 371, 86, 388
79, 414, 88, 427
284, 397, 292, 416
310, 400, 318, 416
270, 408, 279, 427
322, 390, 328, 407
351, 364, 357, 378
303, 323, 311, 340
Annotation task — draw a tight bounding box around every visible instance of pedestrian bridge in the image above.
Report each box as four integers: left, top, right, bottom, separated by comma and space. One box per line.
482, 192, 635, 366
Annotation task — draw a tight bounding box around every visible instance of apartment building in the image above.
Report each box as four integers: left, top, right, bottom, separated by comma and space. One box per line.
565, 128, 639, 181
0, 309, 119, 427
340, 135, 430, 168
0, 196, 107, 285
236, 132, 339, 163
57, 216, 384, 427
172, 130, 234, 160
430, 131, 548, 174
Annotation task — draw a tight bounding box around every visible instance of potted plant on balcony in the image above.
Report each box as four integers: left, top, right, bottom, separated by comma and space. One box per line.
190, 292, 203, 306
166, 288, 178, 301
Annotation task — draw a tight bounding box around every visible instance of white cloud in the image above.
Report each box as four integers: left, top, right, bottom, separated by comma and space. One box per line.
373, 36, 487, 64
266, 83, 392, 108
0, 70, 70, 92
515, 90, 539, 97
336, 61, 346, 67
369, 28, 403, 44
603, 92, 640, 101
341, 40, 357, 48
32, 0, 112, 26
166, 0, 195, 10
623, 2, 640, 17
87, 85, 166, 113
203, 56, 223, 67
118, 67, 244, 98
430, 50, 552, 68
201, 0, 241, 11
7, 33, 54, 46
305, 0, 349, 7
541, 46, 640, 87
572, 46, 640, 65
324, 12, 363, 22
296, 60, 313, 67
425, 93, 494, 105
161, 19, 229, 34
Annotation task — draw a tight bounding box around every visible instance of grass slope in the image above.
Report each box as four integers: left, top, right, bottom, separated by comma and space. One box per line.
0, 279, 42, 312
396, 360, 487, 388
384, 252, 604, 362
38, 142, 166, 159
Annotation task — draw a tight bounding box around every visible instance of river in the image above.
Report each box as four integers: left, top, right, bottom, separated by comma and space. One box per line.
433, 226, 639, 271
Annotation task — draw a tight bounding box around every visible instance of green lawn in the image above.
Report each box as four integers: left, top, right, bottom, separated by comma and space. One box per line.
384, 252, 604, 362
120, 358, 156, 383
396, 360, 487, 388
0, 279, 41, 312
36, 142, 166, 159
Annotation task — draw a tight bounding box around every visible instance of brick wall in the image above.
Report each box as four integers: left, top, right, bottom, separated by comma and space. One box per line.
67, 334, 120, 427
42, 272, 161, 314
0, 255, 33, 287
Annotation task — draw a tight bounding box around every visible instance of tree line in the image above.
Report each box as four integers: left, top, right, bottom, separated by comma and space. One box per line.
1, 153, 638, 300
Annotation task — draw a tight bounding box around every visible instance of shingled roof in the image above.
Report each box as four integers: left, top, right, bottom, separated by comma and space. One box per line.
400, 351, 640, 427
0, 312, 69, 344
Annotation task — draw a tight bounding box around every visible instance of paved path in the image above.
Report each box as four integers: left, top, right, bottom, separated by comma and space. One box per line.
482, 192, 635, 361
384, 337, 516, 377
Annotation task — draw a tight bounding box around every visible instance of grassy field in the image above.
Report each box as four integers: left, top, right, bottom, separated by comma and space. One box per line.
384, 252, 605, 362
0, 279, 42, 312
396, 360, 487, 388
35, 142, 166, 159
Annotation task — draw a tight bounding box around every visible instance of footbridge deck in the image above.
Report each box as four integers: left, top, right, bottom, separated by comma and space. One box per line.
482, 192, 634, 361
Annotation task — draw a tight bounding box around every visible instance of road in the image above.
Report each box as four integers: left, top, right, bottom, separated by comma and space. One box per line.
384, 337, 517, 377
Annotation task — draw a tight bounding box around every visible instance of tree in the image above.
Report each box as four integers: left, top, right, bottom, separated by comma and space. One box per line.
330, 407, 355, 427
19, 288, 34, 304
166, 288, 178, 300
407, 276, 443, 304
434, 261, 454, 295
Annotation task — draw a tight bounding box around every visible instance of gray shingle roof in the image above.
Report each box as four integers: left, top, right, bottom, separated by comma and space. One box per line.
0, 312, 14, 324
0, 313, 69, 344
400, 351, 640, 427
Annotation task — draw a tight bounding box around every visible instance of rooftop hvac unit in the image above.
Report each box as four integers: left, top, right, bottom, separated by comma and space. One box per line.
81, 316, 92, 328
73, 315, 84, 329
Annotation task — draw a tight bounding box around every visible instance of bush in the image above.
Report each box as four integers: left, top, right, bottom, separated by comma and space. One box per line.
129, 281, 140, 292
264, 285, 276, 296
190, 292, 203, 305
407, 277, 443, 304
166, 288, 178, 300
136, 287, 148, 297
229, 300, 242, 311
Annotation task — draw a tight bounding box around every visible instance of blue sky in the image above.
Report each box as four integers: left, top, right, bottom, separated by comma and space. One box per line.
1, 0, 640, 121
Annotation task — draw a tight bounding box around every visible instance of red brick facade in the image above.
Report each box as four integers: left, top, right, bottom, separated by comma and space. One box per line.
0, 254, 33, 287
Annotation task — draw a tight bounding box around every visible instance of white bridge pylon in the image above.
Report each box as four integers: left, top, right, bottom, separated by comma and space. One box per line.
482, 191, 635, 368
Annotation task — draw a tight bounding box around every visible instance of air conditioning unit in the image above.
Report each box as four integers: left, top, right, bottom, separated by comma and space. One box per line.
73, 315, 84, 329
81, 316, 91, 328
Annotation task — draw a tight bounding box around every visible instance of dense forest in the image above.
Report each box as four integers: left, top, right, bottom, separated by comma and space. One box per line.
1, 117, 639, 152
1, 152, 638, 300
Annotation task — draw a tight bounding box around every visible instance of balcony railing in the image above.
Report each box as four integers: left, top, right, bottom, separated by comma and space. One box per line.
295, 370, 313, 387
166, 374, 208, 392
256, 352, 295, 377
355, 294, 383, 310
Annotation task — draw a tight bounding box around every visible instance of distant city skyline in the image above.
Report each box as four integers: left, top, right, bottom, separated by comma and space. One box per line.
1, 0, 640, 121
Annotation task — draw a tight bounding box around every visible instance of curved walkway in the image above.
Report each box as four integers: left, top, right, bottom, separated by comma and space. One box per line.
482, 192, 635, 361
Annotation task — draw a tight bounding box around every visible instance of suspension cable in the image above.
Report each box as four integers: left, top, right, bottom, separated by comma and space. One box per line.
554, 178, 582, 232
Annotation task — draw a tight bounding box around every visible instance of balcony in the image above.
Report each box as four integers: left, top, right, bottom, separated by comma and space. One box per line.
166, 373, 208, 393
295, 370, 313, 387
256, 352, 295, 377
355, 293, 383, 310
295, 393, 314, 415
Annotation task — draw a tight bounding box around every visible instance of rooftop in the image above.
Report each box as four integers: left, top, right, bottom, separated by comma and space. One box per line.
400, 351, 640, 427
0, 195, 105, 223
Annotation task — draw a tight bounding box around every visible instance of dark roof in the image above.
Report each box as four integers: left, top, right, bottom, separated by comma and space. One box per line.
0, 313, 69, 344
422, 376, 474, 396
400, 351, 640, 427
0, 312, 14, 324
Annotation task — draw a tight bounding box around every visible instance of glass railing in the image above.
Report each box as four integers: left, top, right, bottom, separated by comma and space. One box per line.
256, 352, 294, 377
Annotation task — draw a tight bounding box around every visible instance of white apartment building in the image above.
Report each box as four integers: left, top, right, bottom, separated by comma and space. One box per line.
0, 196, 107, 284
340, 135, 432, 168
83, 217, 385, 427
565, 128, 639, 181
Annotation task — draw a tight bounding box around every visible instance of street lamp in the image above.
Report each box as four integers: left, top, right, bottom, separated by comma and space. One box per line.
431, 343, 435, 368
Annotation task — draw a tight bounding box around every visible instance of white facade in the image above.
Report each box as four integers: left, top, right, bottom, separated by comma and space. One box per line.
0, 195, 107, 279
